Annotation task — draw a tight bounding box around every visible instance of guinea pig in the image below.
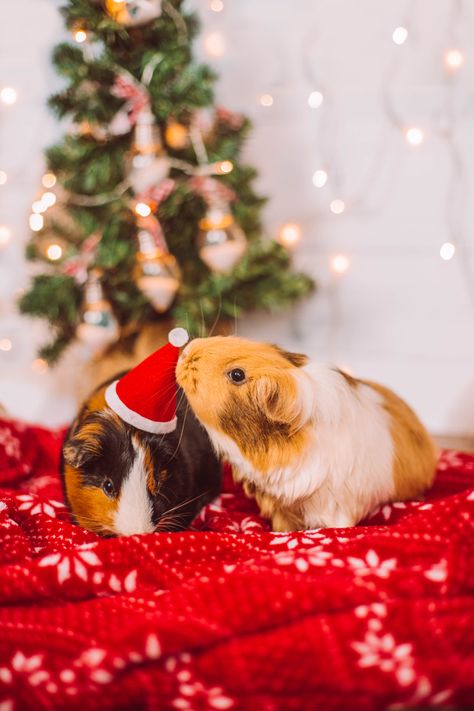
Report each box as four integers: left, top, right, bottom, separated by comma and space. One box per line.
61, 375, 221, 536
176, 336, 438, 531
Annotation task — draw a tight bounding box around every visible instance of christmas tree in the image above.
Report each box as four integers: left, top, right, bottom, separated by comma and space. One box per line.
19, 0, 313, 364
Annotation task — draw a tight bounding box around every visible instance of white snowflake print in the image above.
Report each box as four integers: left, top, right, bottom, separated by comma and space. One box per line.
275, 548, 333, 573
0, 427, 20, 459
388, 676, 452, 709
352, 631, 415, 686
347, 550, 397, 579
0, 651, 55, 696
424, 559, 448, 583
436, 450, 465, 472
269, 530, 332, 549
169, 658, 234, 710
38, 546, 102, 584
16, 494, 66, 519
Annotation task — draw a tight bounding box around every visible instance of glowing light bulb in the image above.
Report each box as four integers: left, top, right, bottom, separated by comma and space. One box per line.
392, 26, 408, 45
330, 199, 345, 215
41, 191, 56, 208
29, 214, 44, 232
73, 29, 88, 43
32, 358, 48, 374
444, 49, 464, 70
0, 338, 12, 352
259, 93, 274, 107
217, 160, 233, 174
210, 0, 224, 11
135, 202, 152, 217
312, 169, 328, 188
330, 254, 351, 274
42, 173, 57, 188
0, 171, 7, 185
46, 243, 63, 261
279, 223, 301, 247
32, 200, 46, 214
0, 225, 11, 246
440, 242, 455, 261
204, 31, 226, 57
405, 127, 424, 146
308, 91, 324, 109
0, 87, 17, 105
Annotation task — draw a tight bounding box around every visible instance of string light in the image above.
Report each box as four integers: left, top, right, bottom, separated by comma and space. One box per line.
204, 31, 226, 57
0, 226, 11, 247
210, 0, 224, 11
41, 191, 56, 208
330, 199, 345, 214
32, 358, 48, 374
259, 93, 274, 107
0, 171, 7, 186
308, 91, 324, 109
134, 202, 152, 217
32, 200, 46, 214
444, 49, 464, 70
217, 160, 233, 174
440, 242, 455, 261
73, 29, 88, 44
405, 127, 424, 146
42, 173, 56, 188
46, 243, 63, 261
0, 87, 17, 105
392, 27, 408, 45
278, 223, 301, 247
330, 254, 351, 274
29, 214, 44, 232
0, 339, 12, 352
312, 169, 328, 188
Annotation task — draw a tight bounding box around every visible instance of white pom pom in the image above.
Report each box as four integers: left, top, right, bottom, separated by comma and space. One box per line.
168, 327, 189, 348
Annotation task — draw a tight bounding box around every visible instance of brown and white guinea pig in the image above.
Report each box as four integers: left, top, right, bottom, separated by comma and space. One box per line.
176, 336, 438, 531
61, 375, 221, 536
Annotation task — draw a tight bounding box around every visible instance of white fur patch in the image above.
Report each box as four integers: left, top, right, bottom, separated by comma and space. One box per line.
114, 443, 154, 536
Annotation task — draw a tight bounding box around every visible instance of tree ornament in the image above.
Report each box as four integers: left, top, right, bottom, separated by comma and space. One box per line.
133, 107, 162, 157
165, 121, 189, 150
105, 0, 162, 27
134, 218, 181, 313
192, 177, 247, 274
76, 269, 119, 351
197, 203, 247, 273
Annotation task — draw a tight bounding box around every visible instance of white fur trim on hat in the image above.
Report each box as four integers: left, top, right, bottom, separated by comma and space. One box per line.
104, 381, 177, 435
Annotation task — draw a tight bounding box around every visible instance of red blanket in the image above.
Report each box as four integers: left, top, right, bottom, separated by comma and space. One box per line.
0, 415, 473, 711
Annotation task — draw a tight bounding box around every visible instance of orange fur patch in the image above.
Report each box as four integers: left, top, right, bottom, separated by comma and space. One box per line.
64, 463, 118, 535
367, 381, 438, 499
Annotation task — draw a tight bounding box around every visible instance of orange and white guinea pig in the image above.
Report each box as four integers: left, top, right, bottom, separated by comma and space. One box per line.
176, 336, 438, 531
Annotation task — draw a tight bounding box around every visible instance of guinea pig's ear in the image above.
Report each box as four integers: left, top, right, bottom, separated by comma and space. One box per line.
63, 435, 101, 469
271, 345, 309, 368
252, 372, 310, 434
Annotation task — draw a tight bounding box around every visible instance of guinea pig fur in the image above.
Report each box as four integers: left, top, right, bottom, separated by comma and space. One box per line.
176, 336, 438, 531
61, 375, 221, 536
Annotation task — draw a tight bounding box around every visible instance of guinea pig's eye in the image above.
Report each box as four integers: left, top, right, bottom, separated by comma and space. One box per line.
227, 368, 247, 385
102, 479, 115, 497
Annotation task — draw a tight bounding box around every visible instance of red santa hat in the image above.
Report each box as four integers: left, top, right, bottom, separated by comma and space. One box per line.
104, 327, 189, 434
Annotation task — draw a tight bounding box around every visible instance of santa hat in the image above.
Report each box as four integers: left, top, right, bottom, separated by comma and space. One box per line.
105, 327, 189, 434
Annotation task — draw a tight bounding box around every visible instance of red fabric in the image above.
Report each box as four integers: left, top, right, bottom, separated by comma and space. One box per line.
115, 342, 179, 424
0, 415, 473, 710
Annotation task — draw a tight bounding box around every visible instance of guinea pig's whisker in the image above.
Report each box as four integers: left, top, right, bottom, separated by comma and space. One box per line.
199, 299, 205, 338
160, 491, 210, 519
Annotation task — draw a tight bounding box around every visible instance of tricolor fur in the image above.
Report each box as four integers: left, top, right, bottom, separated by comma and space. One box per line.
61, 375, 221, 536
176, 336, 438, 531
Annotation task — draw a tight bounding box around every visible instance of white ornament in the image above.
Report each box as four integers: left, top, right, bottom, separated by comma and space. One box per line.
129, 156, 170, 194
108, 0, 162, 27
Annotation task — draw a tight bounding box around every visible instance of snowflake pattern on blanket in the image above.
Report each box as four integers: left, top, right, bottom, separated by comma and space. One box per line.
0, 415, 473, 710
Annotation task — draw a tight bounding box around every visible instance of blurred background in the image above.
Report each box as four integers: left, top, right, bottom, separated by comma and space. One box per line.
0, 0, 473, 440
